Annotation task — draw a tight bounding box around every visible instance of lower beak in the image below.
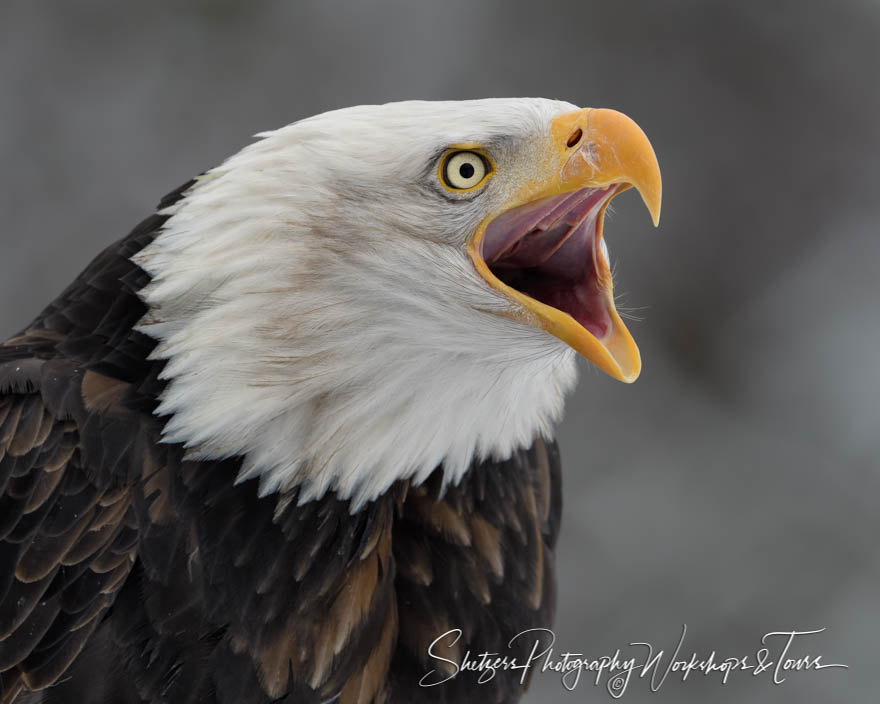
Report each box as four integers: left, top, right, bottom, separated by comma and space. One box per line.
468, 108, 661, 383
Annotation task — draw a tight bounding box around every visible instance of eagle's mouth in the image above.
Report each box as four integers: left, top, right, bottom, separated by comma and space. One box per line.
468, 180, 644, 383
480, 186, 620, 340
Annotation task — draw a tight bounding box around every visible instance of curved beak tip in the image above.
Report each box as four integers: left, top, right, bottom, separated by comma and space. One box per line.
582, 107, 662, 228
645, 189, 662, 228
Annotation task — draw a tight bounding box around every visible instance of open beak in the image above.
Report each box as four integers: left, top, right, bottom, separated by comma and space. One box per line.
467, 108, 661, 383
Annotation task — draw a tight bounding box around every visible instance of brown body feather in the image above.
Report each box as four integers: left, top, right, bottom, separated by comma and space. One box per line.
0, 183, 562, 703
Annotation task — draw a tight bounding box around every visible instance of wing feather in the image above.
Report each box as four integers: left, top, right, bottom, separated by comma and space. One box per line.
0, 377, 137, 700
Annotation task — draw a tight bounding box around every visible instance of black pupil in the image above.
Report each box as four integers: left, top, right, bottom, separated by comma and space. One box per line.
459, 161, 475, 179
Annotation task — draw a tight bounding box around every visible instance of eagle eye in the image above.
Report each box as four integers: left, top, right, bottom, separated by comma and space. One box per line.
440, 150, 492, 191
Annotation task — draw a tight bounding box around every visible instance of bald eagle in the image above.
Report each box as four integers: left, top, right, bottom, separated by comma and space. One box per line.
0, 99, 660, 703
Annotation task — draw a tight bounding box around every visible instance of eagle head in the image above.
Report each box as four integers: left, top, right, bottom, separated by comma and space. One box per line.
134, 98, 661, 507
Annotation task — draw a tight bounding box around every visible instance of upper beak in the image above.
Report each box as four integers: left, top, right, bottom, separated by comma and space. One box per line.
467, 108, 661, 383
555, 108, 661, 226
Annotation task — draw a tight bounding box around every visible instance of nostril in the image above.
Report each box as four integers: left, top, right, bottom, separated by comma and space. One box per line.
566, 127, 583, 149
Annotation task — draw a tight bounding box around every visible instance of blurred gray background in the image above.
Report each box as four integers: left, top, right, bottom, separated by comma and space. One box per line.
1, 0, 878, 701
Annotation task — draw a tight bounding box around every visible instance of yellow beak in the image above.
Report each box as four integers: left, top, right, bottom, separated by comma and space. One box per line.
468, 108, 661, 383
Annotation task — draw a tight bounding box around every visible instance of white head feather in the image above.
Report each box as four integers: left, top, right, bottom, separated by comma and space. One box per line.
134, 98, 581, 509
